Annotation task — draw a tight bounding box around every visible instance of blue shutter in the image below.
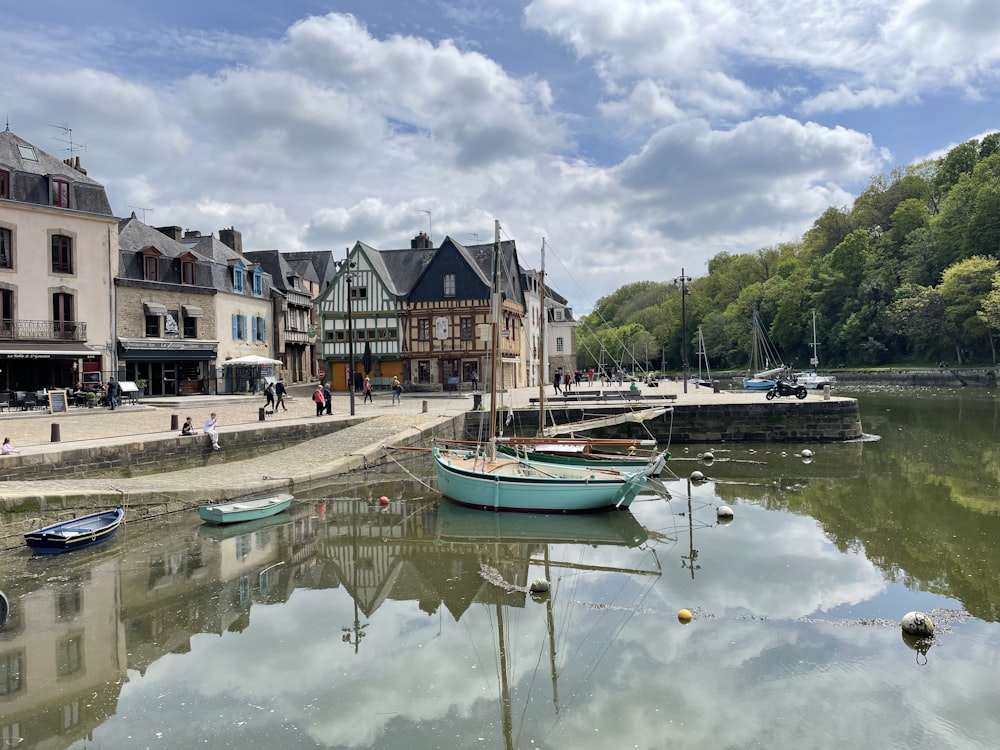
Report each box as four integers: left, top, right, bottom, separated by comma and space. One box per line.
262, 317, 267, 341
243, 315, 249, 340
251, 316, 258, 341
231, 314, 238, 340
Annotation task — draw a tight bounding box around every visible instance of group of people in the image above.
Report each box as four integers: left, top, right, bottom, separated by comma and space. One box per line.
262, 379, 288, 412
178, 413, 220, 450
72, 377, 122, 409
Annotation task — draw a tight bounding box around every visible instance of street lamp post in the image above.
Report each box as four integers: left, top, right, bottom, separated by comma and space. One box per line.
673, 268, 692, 394
338, 249, 357, 416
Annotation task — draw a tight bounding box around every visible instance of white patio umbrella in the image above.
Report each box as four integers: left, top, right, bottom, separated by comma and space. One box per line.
223, 354, 283, 365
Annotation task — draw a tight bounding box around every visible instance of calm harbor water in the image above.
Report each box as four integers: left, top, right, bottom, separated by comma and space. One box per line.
1, 387, 999, 749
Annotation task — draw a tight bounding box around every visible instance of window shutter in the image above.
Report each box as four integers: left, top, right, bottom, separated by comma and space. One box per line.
262, 317, 267, 340
243, 315, 249, 340
231, 314, 238, 339
251, 317, 258, 341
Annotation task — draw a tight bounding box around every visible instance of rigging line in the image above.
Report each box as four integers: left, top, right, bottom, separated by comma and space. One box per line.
381, 449, 437, 490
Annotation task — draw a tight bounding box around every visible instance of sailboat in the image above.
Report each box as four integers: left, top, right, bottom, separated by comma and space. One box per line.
690, 326, 713, 388
794, 312, 837, 389
742, 308, 788, 390
494, 238, 669, 477
430, 223, 649, 512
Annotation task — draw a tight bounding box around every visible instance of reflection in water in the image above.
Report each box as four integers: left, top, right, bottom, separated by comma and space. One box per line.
0, 390, 999, 747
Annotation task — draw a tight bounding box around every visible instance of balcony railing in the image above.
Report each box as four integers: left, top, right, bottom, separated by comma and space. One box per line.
0, 319, 88, 341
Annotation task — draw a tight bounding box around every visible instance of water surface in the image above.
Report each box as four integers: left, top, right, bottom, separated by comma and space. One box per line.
1, 387, 998, 749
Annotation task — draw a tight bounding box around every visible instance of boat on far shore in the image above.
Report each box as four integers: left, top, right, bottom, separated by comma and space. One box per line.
794, 312, 837, 390
198, 493, 294, 525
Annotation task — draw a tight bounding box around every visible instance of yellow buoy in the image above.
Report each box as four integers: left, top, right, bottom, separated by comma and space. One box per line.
677, 608, 693, 623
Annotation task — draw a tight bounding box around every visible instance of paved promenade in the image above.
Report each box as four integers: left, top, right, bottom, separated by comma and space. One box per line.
0, 379, 832, 516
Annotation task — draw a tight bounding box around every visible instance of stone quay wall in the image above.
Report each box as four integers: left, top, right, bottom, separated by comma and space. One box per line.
496, 399, 863, 444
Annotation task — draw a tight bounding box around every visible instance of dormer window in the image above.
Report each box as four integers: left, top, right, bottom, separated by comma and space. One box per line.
181, 257, 195, 285
140, 246, 162, 281
232, 261, 245, 292
51, 178, 70, 208
0, 169, 9, 199
253, 266, 263, 296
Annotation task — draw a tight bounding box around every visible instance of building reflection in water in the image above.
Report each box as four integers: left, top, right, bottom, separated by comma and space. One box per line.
0, 473, 656, 749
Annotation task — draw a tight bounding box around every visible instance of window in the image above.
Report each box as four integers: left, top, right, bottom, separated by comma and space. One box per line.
251, 316, 267, 342
51, 179, 70, 208
0, 650, 24, 696
232, 314, 247, 340
143, 254, 158, 281
183, 316, 197, 338
556, 336, 564, 353
0, 290, 12, 334
443, 273, 456, 297
17, 144, 36, 160
181, 258, 195, 284
56, 636, 84, 677
232, 262, 244, 292
0, 169, 9, 199
53, 293, 74, 336
553, 309, 564, 321
418, 319, 430, 341
0, 228, 11, 268
252, 267, 263, 296
460, 317, 473, 341
145, 315, 160, 337
350, 286, 367, 300
51, 235, 73, 274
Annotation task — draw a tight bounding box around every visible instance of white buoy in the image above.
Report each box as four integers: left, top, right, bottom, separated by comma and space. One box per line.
717, 505, 734, 520
700, 451, 715, 463
529, 578, 551, 594
901, 611, 935, 637
801, 449, 814, 458
690, 470, 705, 481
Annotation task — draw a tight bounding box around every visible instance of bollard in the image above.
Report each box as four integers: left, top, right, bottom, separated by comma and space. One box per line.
472, 393, 483, 410
50, 423, 61, 443
823, 385, 831, 401
170, 414, 179, 431
422, 400, 428, 413
259, 407, 266, 421
713, 380, 720, 394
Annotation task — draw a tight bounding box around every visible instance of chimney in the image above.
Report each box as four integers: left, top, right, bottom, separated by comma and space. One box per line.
411, 232, 432, 250
183, 230, 202, 239
156, 225, 184, 241
218, 227, 243, 254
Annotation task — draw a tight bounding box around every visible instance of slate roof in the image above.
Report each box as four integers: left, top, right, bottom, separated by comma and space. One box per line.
282, 251, 338, 290
0, 127, 113, 216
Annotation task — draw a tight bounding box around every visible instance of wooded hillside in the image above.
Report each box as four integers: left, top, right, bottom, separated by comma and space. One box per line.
578, 133, 1000, 372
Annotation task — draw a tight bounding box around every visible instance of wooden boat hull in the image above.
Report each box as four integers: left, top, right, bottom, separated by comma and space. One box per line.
496, 443, 668, 476
432, 447, 647, 513
24, 507, 124, 554
198, 493, 294, 525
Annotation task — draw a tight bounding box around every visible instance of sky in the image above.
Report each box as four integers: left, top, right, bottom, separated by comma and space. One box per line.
3, 1, 1000, 312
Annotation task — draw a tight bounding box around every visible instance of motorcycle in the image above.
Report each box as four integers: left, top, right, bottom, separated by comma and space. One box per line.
765, 379, 808, 400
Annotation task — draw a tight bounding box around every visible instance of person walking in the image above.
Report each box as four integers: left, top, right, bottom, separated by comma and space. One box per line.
264, 381, 275, 411
391, 375, 402, 405
313, 385, 326, 416
470, 369, 479, 391
552, 369, 561, 394
363, 377, 373, 403
106, 377, 120, 410
324, 382, 333, 414
564, 370, 573, 392
204, 412, 220, 450
275, 378, 288, 411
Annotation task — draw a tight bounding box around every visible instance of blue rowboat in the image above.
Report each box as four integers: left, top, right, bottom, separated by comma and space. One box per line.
198, 493, 293, 525
431, 446, 647, 513
24, 507, 124, 554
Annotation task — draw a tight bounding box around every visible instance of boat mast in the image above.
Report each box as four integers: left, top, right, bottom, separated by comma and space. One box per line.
489, 219, 501, 440
810, 311, 820, 368
537, 238, 546, 435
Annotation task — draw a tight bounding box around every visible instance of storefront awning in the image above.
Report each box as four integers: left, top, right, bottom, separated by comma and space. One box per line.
182, 305, 204, 318
117, 338, 218, 362
143, 302, 167, 316
0, 342, 101, 357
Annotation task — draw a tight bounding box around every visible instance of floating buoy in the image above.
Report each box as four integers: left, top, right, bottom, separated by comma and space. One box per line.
700, 451, 715, 463
677, 608, 692, 623
901, 611, 934, 637
529, 578, 551, 594
801, 449, 814, 458
690, 470, 705, 481
717, 505, 734, 520
378, 496, 390, 506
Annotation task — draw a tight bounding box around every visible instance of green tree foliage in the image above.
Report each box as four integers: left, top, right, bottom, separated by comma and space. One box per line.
576, 134, 1000, 371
